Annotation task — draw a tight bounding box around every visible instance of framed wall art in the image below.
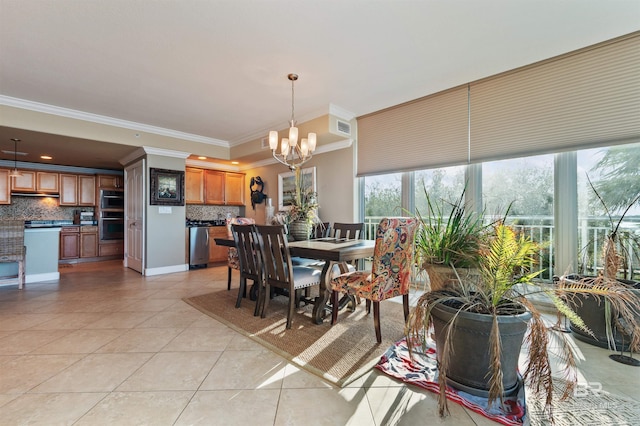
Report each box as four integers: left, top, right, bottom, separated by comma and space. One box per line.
278, 166, 316, 211
150, 168, 185, 206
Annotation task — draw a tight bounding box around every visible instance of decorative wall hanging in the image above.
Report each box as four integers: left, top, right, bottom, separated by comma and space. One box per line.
150, 168, 185, 206
250, 176, 267, 210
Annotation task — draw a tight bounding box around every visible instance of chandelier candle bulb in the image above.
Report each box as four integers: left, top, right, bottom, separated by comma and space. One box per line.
269, 131, 279, 150
289, 127, 298, 147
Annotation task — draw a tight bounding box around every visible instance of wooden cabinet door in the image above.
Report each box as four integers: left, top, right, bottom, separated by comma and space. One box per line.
59, 174, 78, 205
60, 228, 80, 259
204, 170, 225, 205
186, 167, 204, 204
36, 172, 59, 193
80, 229, 98, 258
0, 169, 10, 205
225, 173, 245, 205
11, 170, 36, 192
208, 227, 228, 263
78, 175, 96, 206
97, 174, 123, 189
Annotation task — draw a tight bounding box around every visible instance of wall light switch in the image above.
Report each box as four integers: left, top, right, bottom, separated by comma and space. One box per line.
158, 206, 172, 214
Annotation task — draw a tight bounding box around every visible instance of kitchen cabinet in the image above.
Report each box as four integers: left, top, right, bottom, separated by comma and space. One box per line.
36, 172, 59, 193
60, 226, 98, 260
60, 227, 80, 259
97, 174, 123, 189
0, 169, 9, 205
79, 175, 96, 206
80, 226, 98, 258
186, 168, 245, 206
204, 170, 225, 205
59, 174, 78, 205
208, 226, 228, 263
186, 167, 204, 204
10, 170, 59, 193
10, 170, 36, 192
99, 240, 124, 257
224, 172, 245, 205
60, 174, 96, 206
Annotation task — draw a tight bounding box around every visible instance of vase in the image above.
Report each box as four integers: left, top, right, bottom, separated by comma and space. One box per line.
289, 220, 312, 241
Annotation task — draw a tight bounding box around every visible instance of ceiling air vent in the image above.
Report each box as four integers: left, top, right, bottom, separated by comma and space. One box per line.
336, 120, 351, 136
261, 137, 270, 149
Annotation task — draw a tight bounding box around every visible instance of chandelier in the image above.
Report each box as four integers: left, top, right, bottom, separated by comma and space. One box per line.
8, 138, 22, 178
269, 73, 316, 170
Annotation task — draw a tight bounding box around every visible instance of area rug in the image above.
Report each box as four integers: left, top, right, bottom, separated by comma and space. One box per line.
376, 337, 640, 425
376, 337, 527, 425
183, 289, 407, 387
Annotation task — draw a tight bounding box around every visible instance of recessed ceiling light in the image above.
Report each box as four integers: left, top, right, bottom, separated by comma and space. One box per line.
198, 156, 207, 160
231, 161, 239, 165
41, 155, 53, 160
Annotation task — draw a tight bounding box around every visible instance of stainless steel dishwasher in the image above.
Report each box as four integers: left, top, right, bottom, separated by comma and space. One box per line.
188, 225, 210, 268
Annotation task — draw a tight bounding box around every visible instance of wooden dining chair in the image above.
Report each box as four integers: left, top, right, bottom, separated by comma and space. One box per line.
226, 217, 256, 291
253, 224, 321, 329
330, 217, 418, 343
230, 224, 262, 315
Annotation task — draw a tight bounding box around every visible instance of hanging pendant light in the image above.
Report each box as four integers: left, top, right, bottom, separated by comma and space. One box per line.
268, 73, 317, 170
8, 138, 23, 178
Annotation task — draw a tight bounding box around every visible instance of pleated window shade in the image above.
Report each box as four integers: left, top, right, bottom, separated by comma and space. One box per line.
356, 32, 640, 177
469, 33, 640, 163
356, 86, 469, 177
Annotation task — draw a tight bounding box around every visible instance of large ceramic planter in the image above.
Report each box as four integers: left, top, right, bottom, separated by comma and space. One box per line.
431, 302, 531, 397
424, 263, 480, 291
288, 220, 312, 241
562, 275, 640, 351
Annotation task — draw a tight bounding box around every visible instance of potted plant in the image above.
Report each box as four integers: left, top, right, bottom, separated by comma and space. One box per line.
406, 219, 640, 421
413, 185, 491, 290
560, 178, 640, 352
286, 167, 320, 240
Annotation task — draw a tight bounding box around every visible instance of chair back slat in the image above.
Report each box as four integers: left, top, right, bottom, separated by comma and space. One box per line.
332, 222, 364, 240
231, 224, 261, 282
254, 225, 293, 290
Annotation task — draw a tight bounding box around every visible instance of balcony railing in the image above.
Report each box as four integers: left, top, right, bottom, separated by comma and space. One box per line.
363, 215, 640, 282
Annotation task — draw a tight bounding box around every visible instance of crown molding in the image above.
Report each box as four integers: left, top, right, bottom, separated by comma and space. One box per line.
185, 158, 241, 172
0, 95, 229, 147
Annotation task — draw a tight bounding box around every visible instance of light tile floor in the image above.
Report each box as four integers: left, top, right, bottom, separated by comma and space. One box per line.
0, 261, 638, 425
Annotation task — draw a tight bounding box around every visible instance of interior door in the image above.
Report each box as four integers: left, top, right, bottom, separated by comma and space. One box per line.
125, 159, 145, 273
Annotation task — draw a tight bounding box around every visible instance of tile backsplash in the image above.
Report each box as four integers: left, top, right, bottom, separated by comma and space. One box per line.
0, 196, 93, 220
186, 205, 241, 221
0, 196, 241, 221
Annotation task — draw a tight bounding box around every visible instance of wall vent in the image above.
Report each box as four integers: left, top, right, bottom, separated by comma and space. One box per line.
336, 120, 351, 136
261, 137, 270, 149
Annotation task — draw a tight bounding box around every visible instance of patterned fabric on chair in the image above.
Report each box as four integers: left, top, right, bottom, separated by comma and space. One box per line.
227, 217, 256, 291
330, 217, 418, 343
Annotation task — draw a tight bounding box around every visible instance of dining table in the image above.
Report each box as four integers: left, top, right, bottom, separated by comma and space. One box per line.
214, 236, 375, 324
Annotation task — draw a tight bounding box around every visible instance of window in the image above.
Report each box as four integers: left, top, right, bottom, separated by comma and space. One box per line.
577, 143, 640, 279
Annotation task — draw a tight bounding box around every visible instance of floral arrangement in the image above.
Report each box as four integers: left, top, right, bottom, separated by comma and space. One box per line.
286, 167, 319, 226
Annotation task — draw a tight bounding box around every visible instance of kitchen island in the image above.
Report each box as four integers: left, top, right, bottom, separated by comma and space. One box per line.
0, 227, 61, 285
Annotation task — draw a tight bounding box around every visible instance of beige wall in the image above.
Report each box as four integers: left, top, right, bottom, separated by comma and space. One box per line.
241, 144, 358, 226
144, 154, 186, 269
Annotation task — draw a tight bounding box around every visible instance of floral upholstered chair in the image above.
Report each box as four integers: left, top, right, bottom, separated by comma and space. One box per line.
226, 217, 256, 291
330, 217, 418, 343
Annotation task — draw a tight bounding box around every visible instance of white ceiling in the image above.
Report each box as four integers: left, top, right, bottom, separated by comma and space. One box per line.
1, 0, 639, 169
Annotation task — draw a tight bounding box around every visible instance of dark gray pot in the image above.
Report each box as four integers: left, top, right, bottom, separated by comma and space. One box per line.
431, 302, 531, 397
564, 275, 640, 351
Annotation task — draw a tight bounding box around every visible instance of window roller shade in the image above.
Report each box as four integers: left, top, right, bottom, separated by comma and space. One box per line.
356, 86, 469, 177
469, 34, 640, 163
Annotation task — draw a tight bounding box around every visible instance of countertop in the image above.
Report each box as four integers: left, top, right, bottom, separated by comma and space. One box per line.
24, 220, 97, 228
